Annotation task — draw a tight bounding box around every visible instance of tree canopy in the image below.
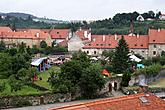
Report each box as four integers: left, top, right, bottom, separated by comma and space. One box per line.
48, 51, 106, 98
112, 36, 130, 74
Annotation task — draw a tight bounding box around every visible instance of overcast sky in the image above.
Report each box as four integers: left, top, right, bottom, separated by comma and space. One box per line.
0, 0, 165, 21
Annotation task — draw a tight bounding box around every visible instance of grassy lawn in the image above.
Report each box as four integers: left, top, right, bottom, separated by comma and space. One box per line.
149, 78, 165, 88
0, 79, 47, 96
34, 66, 60, 90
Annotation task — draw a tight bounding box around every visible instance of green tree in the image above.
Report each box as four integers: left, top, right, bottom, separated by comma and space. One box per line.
0, 41, 6, 52
9, 75, 23, 92
11, 54, 30, 74
102, 50, 115, 63
80, 63, 106, 98
40, 40, 47, 48
18, 42, 26, 53
121, 71, 131, 87
0, 53, 12, 78
112, 36, 130, 74
49, 51, 106, 98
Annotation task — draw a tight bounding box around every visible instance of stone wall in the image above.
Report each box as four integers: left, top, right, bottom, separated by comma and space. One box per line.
0, 93, 71, 109
129, 69, 165, 86
100, 76, 122, 95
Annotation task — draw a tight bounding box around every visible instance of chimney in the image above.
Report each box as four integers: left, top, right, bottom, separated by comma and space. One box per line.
36, 32, 40, 38
114, 34, 118, 40
88, 32, 91, 41
84, 31, 88, 38
137, 34, 140, 38
93, 38, 96, 42
129, 17, 134, 34
103, 35, 105, 42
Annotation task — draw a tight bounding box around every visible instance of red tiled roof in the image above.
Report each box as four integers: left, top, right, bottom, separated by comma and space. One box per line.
1, 29, 49, 39
83, 35, 148, 49
149, 29, 165, 44
49, 93, 165, 110
76, 29, 90, 40
50, 29, 70, 39
0, 27, 12, 35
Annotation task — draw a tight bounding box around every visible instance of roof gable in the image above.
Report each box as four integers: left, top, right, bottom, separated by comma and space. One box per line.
149, 29, 165, 44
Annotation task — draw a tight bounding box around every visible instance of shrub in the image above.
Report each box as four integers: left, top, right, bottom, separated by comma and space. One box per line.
134, 64, 162, 77
0, 82, 5, 92
121, 71, 131, 87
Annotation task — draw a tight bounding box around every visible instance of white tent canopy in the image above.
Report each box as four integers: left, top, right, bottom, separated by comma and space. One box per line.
129, 55, 142, 62
31, 57, 47, 66
90, 57, 98, 61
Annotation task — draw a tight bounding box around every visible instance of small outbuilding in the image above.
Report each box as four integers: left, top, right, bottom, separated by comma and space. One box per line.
31, 57, 51, 72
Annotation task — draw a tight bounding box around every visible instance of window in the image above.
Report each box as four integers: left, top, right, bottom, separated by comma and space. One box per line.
154, 44, 157, 48
108, 44, 111, 46
134, 44, 137, 46
88, 44, 91, 46
57, 32, 59, 34
153, 40, 155, 42
142, 51, 144, 53
153, 51, 156, 55
96, 44, 99, 46
94, 51, 96, 54
141, 44, 143, 47
87, 51, 89, 54
100, 44, 103, 46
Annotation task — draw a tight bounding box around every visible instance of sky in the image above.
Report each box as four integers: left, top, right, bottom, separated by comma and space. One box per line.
0, 0, 165, 21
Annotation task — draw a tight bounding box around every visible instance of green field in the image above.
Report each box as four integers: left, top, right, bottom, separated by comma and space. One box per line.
34, 66, 60, 90
0, 66, 60, 96
0, 79, 46, 96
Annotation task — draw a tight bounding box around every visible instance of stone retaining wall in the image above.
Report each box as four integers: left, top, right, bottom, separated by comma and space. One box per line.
0, 93, 71, 109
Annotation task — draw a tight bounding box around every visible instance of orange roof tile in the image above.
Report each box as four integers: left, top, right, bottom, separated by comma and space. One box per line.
83, 35, 148, 49
149, 29, 165, 44
1, 29, 49, 40
0, 27, 12, 35
76, 29, 90, 40
50, 29, 70, 39
49, 93, 165, 110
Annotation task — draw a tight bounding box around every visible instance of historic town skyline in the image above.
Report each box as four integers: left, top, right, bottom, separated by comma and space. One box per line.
0, 0, 165, 20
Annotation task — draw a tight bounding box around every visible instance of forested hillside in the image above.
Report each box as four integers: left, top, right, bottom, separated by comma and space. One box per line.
0, 11, 165, 35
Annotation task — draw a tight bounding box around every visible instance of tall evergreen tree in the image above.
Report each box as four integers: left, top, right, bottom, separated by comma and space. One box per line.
112, 36, 130, 74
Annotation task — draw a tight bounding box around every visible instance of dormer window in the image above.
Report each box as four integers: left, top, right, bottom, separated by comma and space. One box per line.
88, 44, 91, 46
141, 44, 143, 47
57, 32, 59, 34
134, 44, 137, 46
153, 40, 155, 42
108, 44, 111, 46
96, 44, 99, 46
100, 44, 103, 46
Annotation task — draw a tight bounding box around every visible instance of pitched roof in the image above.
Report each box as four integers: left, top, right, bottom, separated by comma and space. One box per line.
76, 29, 90, 40
83, 35, 148, 49
0, 27, 12, 35
1, 29, 49, 39
49, 93, 165, 110
49, 29, 70, 39
149, 29, 165, 44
